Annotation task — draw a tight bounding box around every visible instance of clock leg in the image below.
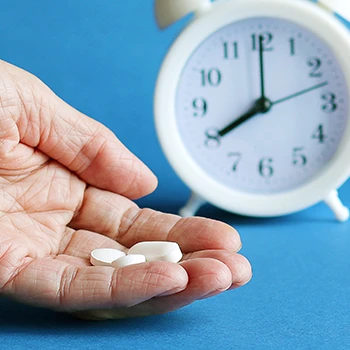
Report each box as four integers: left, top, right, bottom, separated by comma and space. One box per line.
323, 190, 349, 222
179, 192, 206, 217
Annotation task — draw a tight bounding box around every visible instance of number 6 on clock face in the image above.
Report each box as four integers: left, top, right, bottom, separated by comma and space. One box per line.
154, 0, 350, 219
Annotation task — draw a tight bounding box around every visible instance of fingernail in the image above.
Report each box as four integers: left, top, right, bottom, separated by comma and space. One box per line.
229, 268, 253, 290
198, 287, 230, 300
158, 285, 186, 297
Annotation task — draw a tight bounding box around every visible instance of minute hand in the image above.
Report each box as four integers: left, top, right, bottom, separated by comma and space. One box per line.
259, 35, 266, 99
272, 81, 328, 105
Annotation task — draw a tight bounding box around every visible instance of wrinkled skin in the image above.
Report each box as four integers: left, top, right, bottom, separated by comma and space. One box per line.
0, 60, 252, 319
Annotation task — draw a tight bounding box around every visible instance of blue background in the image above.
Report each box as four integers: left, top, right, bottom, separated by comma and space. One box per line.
0, 1, 349, 349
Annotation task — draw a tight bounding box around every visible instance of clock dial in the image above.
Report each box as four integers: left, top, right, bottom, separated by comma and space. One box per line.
175, 17, 349, 194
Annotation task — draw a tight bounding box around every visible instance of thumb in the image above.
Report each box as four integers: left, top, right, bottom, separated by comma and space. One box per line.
0, 60, 157, 199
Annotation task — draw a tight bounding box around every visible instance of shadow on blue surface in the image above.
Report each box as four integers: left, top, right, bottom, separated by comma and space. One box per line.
0, 297, 191, 335
137, 173, 350, 228
138, 197, 346, 226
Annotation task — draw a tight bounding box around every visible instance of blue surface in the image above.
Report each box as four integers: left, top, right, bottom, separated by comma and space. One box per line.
0, 1, 349, 349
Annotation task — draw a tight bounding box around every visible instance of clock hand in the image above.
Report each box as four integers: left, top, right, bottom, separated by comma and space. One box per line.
272, 81, 329, 105
209, 36, 272, 140
218, 97, 272, 137
210, 43, 328, 140
259, 35, 266, 99
217, 36, 270, 138
218, 81, 329, 138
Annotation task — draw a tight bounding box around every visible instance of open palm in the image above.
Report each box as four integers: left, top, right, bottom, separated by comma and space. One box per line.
0, 61, 251, 319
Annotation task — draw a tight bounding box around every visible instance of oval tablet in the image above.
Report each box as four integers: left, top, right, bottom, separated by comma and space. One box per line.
128, 241, 183, 263
90, 248, 126, 267
111, 254, 146, 268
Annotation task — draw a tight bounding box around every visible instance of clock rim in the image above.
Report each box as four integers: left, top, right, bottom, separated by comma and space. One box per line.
154, 0, 350, 217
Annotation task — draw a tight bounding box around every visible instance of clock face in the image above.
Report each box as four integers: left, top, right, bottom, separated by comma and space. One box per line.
175, 17, 349, 194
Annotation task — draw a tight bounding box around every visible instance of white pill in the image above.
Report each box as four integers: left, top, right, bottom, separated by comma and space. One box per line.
90, 248, 126, 267
111, 254, 146, 268
128, 241, 183, 263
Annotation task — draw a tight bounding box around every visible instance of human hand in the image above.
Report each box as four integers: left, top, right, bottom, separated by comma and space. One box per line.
0, 60, 252, 319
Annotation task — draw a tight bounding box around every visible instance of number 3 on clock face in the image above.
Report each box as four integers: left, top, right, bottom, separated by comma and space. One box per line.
154, 0, 350, 218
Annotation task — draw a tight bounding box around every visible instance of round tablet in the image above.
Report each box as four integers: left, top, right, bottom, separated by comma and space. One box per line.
111, 254, 147, 268
90, 248, 126, 267
128, 241, 183, 263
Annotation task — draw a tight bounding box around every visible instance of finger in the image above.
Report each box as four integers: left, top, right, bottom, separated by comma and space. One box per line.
73, 258, 232, 320
0, 143, 49, 178
159, 257, 233, 302
55, 255, 90, 267
183, 250, 252, 293
69, 187, 242, 253
2, 257, 188, 311
60, 233, 251, 292
59, 229, 127, 259
0, 60, 157, 199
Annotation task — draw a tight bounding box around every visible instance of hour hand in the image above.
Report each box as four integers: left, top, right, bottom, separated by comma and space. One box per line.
204, 98, 271, 147
217, 97, 272, 138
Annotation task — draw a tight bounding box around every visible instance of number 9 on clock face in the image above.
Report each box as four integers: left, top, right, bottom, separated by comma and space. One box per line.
154, 0, 350, 218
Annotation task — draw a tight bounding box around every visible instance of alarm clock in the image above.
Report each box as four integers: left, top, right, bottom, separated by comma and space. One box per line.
153, 0, 350, 221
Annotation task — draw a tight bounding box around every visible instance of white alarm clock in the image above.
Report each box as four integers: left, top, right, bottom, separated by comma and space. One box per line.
153, 0, 350, 221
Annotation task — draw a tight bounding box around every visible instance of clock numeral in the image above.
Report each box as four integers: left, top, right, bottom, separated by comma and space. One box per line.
205, 128, 221, 148
259, 158, 274, 178
321, 93, 337, 113
223, 41, 239, 59
192, 98, 208, 117
200, 68, 222, 87
308, 57, 323, 78
289, 38, 296, 56
252, 32, 274, 51
312, 124, 326, 144
228, 152, 242, 172
292, 147, 307, 167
